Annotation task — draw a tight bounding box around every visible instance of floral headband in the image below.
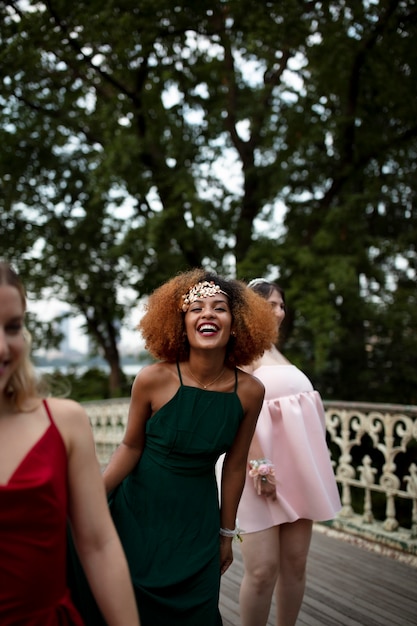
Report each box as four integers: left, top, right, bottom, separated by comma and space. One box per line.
181, 280, 228, 312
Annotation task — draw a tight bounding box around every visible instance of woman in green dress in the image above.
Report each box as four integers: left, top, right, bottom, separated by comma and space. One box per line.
103, 268, 277, 626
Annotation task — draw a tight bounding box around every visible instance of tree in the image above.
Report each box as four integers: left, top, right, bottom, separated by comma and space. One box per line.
1, 0, 416, 401
274, 1, 417, 400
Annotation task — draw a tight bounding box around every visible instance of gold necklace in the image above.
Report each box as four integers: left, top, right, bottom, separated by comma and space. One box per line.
187, 367, 225, 389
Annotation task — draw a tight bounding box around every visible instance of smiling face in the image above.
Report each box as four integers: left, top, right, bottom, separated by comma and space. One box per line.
184, 293, 232, 351
0, 285, 26, 398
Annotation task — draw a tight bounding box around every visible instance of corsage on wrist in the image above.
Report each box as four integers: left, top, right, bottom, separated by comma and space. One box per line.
220, 519, 243, 543
249, 458, 276, 495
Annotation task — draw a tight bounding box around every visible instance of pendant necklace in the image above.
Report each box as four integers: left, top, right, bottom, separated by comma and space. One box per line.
187, 367, 225, 389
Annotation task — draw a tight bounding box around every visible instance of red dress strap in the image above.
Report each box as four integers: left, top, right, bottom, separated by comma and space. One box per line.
42, 398, 55, 424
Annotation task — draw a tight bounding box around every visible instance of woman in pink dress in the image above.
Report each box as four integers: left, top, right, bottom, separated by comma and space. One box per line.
0, 262, 140, 626
237, 279, 341, 626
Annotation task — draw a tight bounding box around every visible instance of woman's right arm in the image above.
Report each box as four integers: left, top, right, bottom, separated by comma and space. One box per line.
102, 367, 153, 494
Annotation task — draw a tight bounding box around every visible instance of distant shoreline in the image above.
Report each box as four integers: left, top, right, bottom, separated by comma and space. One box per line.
35, 362, 146, 377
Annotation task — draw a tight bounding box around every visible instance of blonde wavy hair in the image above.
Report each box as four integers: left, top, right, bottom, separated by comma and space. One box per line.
0, 262, 41, 409
139, 268, 277, 366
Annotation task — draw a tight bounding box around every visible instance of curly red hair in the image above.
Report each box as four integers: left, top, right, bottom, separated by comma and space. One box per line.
139, 268, 277, 366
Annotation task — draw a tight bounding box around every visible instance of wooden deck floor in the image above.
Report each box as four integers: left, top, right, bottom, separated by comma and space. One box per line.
220, 525, 417, 626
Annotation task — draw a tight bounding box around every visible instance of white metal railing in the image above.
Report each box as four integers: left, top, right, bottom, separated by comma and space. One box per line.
84, 398, 129, 467
84, 398, 417, 555
323, 400, 417, 555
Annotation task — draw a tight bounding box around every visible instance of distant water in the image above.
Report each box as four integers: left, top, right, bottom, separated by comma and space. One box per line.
35, 363, 143, 377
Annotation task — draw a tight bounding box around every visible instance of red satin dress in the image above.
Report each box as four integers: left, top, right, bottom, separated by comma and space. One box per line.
0, 400, 85, 625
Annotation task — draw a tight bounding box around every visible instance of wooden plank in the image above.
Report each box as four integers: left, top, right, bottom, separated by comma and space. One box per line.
219, 525, 417, 626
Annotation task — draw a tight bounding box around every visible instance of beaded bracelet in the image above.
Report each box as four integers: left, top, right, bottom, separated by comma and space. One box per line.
219, 520, 243, 543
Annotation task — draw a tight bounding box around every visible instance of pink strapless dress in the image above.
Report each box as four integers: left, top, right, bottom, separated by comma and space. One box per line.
0, 400, 85, 625
237, 365, 341, 532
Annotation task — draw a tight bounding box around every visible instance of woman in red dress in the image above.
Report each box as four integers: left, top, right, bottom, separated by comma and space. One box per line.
0, 262, 140, 626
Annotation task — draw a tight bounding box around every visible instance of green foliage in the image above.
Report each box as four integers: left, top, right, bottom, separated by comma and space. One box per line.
44, 367, 133, 403
1, 0, 417, 401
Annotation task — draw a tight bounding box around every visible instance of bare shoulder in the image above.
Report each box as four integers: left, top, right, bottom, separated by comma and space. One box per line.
237, 368, 265, 399
45, 397, 92, 449
45, 396, 88, 423
234, 369, 265, 427
132, 361, 177, 391
131, 361, 179, 413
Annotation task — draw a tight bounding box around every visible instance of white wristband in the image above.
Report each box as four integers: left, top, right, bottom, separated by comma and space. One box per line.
219, 519, 243, 542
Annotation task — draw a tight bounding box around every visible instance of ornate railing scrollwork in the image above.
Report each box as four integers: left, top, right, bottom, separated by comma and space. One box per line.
85, 398, 417, 554
324, 401, 417, 552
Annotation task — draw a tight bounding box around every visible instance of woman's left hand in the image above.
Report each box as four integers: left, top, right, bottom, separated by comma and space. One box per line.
219, 536, 233, 575
254, 476, 277, 500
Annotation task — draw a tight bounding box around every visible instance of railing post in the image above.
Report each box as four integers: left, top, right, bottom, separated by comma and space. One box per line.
87, 398, 417, 556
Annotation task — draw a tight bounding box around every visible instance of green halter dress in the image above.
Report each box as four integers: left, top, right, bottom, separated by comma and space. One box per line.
111, 363, 243, 626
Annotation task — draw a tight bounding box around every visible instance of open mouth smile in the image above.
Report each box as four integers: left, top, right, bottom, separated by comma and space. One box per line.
197, 323, 219, 335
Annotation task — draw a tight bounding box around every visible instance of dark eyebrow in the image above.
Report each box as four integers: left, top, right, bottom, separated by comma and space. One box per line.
191, 298, 229, 305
